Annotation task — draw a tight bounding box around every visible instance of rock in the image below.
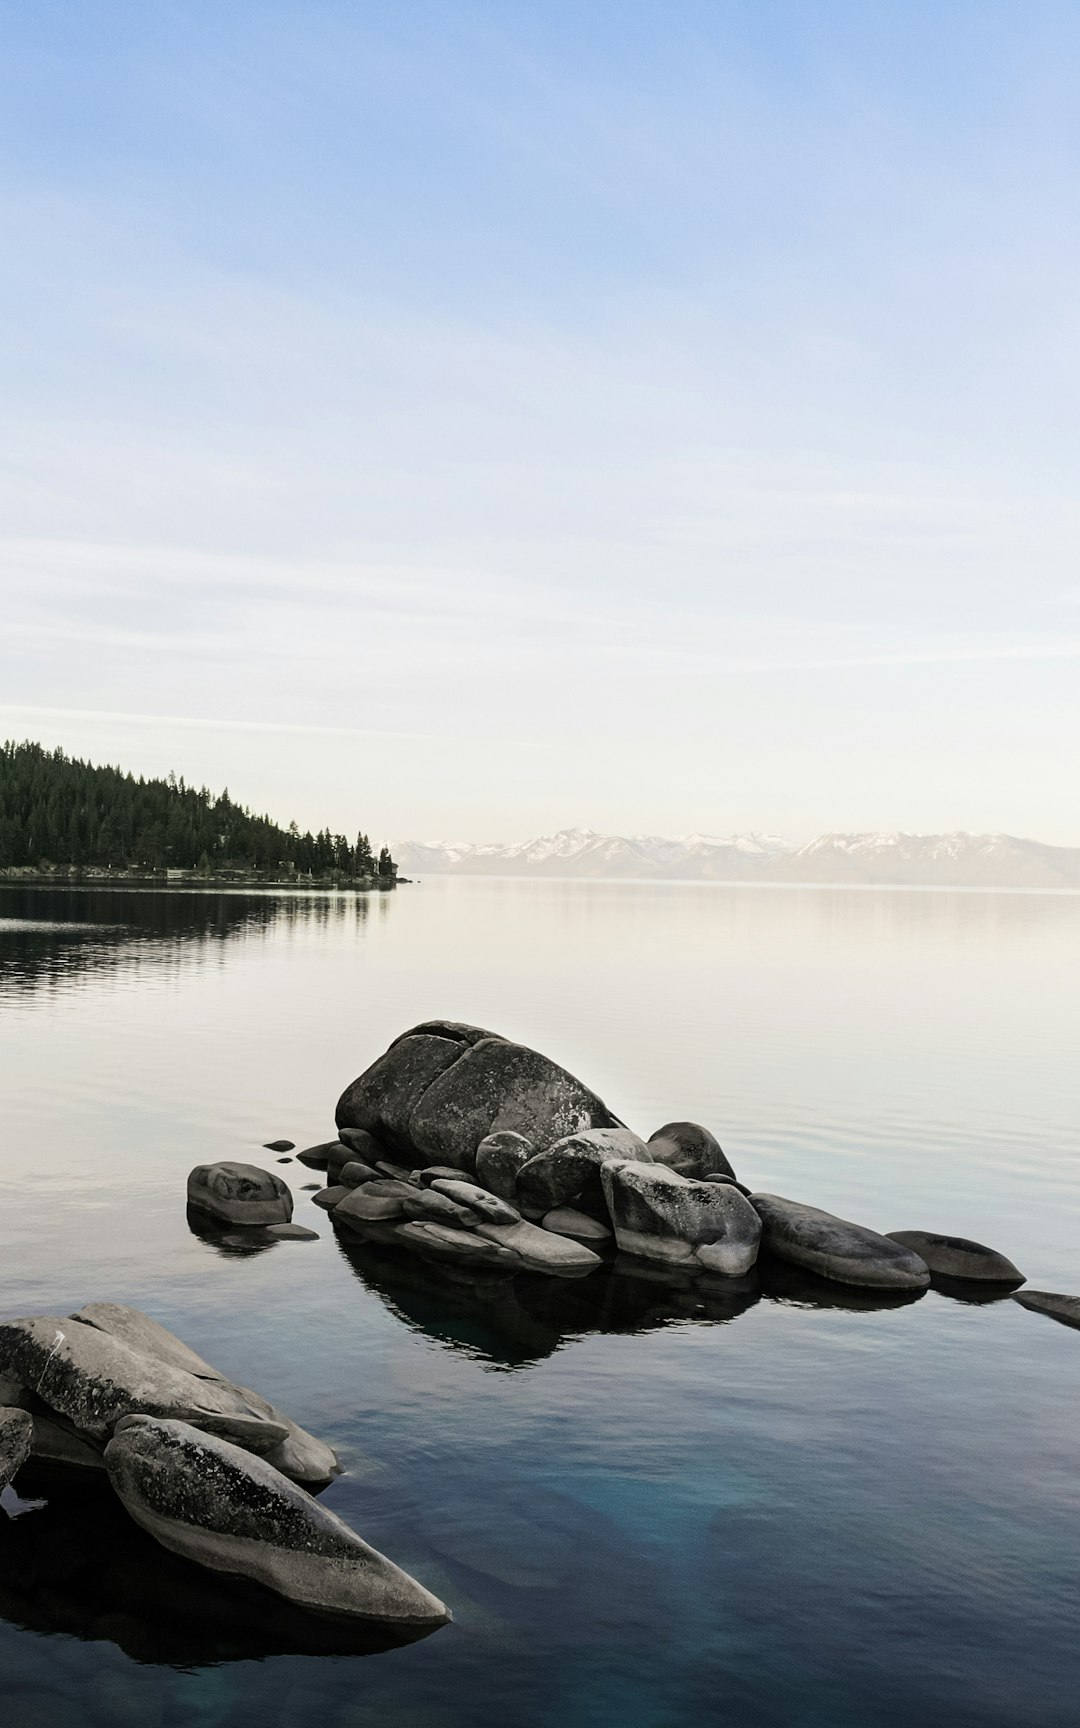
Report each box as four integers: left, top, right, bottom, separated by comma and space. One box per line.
0, 1407, 33, 1489
337, 1126, 386, 1160
517, 1128, 651, 1215
187, 1163, 293, 1227
475, 1219, 603, 1274
375, 1161, 417, 1183
1012, 1290, 1080, 1330
541, 1207, 611, 1242
602, 1162, 761, 1272
885, 1231, 1024, 1284
277, 1157, 292, 1164
263, 1140, 295, 1152
0, 1310, 339, 1485
337, 1023, 623, 1173
419, 1165, 471, 1186
401, 1190, 479, 1227
396, 1221, 519, 1265
300, 1183, 321, 1191
30, 1409, 106, 1470
296, 1141, 343, 1169
265, 1223, 320, 1241
105, 1416, 450, 1628
699, 1173, 752, 1196
338, 1161, 380, 1188
312, 1186, 349, 1210
647, 1122, 736, 1181
335, 1189, 408, 1223
430, 1179, 520, 1224
326, 1142, 364, 1183
751, 1195, 930, 1289
475, 1132, 535, 1203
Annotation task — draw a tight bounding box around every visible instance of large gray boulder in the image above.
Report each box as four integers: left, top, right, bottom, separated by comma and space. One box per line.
885, 1231, 1024, 1284
187, 1163, 293, 1226
0, 1406, 32, 1489
646, 1122, 736, 1182
1012, 1290, 1080, 1330
517, 1128, 651, 1215
105, 1416, 450, 1630
751, 1195, 930, 1290
602, 1161, 761, 1272
337, 1023, 623, 1174
0, 1308, 339, 1485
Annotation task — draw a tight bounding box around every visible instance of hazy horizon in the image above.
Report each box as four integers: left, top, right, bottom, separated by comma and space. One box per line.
3, 4, 1079, 843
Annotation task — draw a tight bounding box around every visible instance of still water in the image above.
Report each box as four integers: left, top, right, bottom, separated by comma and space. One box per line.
0, 877, 1078, 1728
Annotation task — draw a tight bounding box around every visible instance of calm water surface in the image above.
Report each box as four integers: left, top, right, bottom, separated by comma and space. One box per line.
0, 878, 1078, 1728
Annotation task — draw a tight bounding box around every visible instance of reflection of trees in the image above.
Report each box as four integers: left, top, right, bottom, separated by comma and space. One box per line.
0, 886, 381, 996
0, 1472, 423, 1663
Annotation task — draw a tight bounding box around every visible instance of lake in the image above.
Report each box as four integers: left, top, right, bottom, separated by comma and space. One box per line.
1, 876, 1078, 1728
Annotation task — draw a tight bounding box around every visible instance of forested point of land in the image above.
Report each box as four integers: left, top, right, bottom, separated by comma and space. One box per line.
0, 741, 397, 881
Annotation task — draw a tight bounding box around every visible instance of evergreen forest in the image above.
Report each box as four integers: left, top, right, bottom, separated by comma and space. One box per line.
0, 742, 397, 880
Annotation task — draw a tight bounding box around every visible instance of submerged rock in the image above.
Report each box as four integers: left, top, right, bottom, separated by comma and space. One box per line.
646, 1122, 736, 1182
751, 1195, 930, 1289
263, 1140, 295, 1153
265, 1223, 319, 1241
337, 1024, 623, 1173
187, 1163, 293, 1227
517, 1128, 651, 1215
475, 1131, 535, 1203
602, 1162, 761, 1273
0, 1406, 33, 1489
885, 1231, 1024, 1284
105, 1416, 450, 1629
1012, 1290, 1080, 1330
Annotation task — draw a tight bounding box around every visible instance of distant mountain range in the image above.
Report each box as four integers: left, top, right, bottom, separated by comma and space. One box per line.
395, 828, 1080, 889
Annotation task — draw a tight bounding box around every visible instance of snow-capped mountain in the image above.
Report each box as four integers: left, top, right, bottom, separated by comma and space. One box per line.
395, 828, 1080, 888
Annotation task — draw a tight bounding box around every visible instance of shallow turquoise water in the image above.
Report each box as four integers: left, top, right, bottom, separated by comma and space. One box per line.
0, 878, 1078, 1727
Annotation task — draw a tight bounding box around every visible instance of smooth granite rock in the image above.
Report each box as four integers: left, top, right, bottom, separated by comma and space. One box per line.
263, 1140, 295, 1153
430, 1179, 520, 1224
265, 1223, 320, 1241
602, 1162, 761, 1272
517, 1128, 651, 1215
1012, 1290, 1080, 1330
334, 1188, 408, 1223
296, 1141, 344, 1170
751, 1195, 930, 1289
885, 1231, 1024, 1284
375, 1161, 417, 1183
105, 1416, 450, 1628
647, 1122, 736, 1182
337, 1126, 387, 1161
337, 1161, 380, 1188
541, 1207, 611, 1242
400, 1189, 479, 1227
312, 1186, 349, 1211
418, 1165, 471, 1186
337, 1023, 623, 1174
0, 1309, 339, 1485
0, 1406, 33, 1489
396, 1221, 519, 1266
475, 1132, 535, 1203
474, 1219, 603, 1274
187, 1163, 293, 1227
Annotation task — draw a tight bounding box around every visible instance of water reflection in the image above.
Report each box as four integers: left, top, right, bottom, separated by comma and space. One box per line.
0, 1470, 426, 1664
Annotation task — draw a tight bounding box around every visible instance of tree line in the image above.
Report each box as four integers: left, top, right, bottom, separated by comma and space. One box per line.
0, 742, 397, 880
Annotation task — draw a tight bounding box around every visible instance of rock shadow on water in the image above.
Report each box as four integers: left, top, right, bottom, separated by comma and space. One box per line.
0, 1468, 437, 1664
755, 1253, 928, 1312
332, 1225, 760, 1368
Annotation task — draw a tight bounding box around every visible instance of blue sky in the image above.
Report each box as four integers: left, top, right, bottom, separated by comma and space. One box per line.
2, 2, 1078, 841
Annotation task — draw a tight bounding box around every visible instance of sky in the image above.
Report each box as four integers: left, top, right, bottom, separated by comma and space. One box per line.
1, 1, 1079, 846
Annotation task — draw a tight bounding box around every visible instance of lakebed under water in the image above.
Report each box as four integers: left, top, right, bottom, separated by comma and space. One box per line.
0, 876, 1078, 1728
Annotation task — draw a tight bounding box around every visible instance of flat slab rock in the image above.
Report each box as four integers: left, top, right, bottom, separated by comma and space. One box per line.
106, 1415, 450, 1629
474, 1218, 603, 1274
542, 1206, 611, 1242
886, 1231, 1024, 1284
429, 1179, 520, 1225
1012, 1290, 1080, 1330
751, 1195, 930, 1290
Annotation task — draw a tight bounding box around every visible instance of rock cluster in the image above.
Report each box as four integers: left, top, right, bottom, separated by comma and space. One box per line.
301, 1022, 1029, 1301
0, 1302, 448, 1635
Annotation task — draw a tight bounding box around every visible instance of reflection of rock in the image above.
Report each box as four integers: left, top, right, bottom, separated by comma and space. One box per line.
0, 1475, 427, 1661
105, 1416, 450, 1630
1012, 1290, 1080, 1330
187, 1162, 293, 1226
603, 1161, 761, 1273
646, 1121, 736, 1181
885, 1231, 1024, 1285
337, 1023, 622, 1173
750, 1195, 930, 1289
0, 1407, 32, 1489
